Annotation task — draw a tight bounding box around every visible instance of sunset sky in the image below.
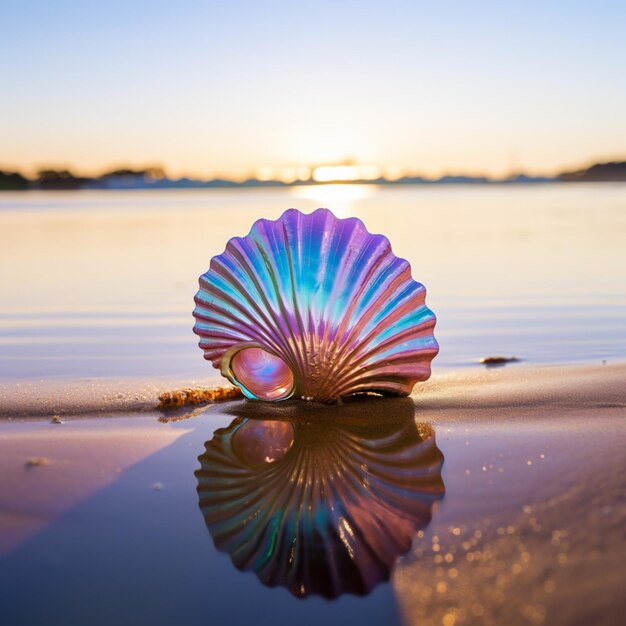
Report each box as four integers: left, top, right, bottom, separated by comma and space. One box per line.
2, 0, 625, 179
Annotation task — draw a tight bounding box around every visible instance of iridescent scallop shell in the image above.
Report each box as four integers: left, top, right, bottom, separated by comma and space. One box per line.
195, 399, 445, 599
193, 208, 438, 402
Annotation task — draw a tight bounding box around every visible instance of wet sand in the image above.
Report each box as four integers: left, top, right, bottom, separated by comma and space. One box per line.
1, 361, 624, 418
0, 363, 624, 626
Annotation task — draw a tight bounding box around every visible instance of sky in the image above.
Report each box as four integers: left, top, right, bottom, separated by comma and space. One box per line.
1, 0, 626, 179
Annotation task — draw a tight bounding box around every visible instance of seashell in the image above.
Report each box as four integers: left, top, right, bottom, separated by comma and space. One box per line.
195, 399, 445, 599
193, 208, 438, 402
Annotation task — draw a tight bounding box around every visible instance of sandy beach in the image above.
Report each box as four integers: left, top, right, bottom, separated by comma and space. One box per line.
1, 362, 624, 625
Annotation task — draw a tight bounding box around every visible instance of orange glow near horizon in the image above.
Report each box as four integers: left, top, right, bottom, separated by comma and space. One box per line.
3, 4, 626, 181
256, 166, 312, 183
312, 165, 381, 182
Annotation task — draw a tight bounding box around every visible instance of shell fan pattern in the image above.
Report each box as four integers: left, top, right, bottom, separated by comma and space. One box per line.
195, 400, 445, 599
193, 208, 438, 402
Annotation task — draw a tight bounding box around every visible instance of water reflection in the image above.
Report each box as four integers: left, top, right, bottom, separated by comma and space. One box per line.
195, 398, 445, 599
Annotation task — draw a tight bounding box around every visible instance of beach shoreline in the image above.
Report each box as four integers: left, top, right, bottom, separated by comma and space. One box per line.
0, 361, 624, 625
1, 361, 624, 419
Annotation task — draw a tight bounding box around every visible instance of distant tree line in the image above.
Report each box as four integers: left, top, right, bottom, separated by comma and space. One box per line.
1, 161, 626, 191
0, 170, 30, 190
0, 167, 166, 190
558, 161, 626, 182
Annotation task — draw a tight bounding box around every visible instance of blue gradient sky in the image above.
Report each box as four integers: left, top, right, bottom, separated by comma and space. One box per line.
1, 1, 625, 178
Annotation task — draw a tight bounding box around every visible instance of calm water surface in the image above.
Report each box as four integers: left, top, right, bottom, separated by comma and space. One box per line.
1, 184, 625, 380
1, 400, 624, 626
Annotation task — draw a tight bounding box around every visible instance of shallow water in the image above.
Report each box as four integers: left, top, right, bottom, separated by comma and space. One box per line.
1, 184, 625, 382
0, 399, 624, 626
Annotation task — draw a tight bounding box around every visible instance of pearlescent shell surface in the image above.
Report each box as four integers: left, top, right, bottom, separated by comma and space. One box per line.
193, 208, 438, 402
195, 400, 445, 598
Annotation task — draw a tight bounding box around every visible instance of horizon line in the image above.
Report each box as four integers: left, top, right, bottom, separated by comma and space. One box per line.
2, 153, 626, 186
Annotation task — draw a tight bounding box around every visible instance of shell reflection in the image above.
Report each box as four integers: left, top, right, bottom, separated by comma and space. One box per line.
195, 399, 445, 599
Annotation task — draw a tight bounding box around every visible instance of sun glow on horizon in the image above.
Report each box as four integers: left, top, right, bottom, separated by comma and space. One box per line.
312, 165, 381, 182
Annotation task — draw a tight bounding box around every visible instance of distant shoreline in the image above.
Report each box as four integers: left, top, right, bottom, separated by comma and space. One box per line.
3, 178, 626, 193
1, 160, 625, 191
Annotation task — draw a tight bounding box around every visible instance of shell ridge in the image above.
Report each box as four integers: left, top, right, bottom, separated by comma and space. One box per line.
251, 219, 314, 379
354, 309, 437, 365
315, 214, 400, 340
316, 303, 403, 394
326, 298, 435, 390
193, 303, 282, 367
308, 210, 340, 360
338, 234, 392, 313
336, 236, 394, 331
220, 240, 289, 337
304, 221, 364, 393
321, 219, 372, 341
225, 241, 298, 359
374, 326, 437, 369
195, 278, 266, 334
293, 210, 321, 381
243, 232, 287, 314
194, 304, 263, 340
280, 216, 310, 386
193, 315, 258, 349
212, 241, 274, 307
317, 229, 391, 366
314, 211, 341, 316
249, 233, 305, 371
335, 349, 436, 390
297, 207, 329, 378
315, 259, 418, 395
198, 261, 290, 357
258, 221, 296, 323
253, 220, 299, 314
350, 268, 422, 348
336, 368, 434, 397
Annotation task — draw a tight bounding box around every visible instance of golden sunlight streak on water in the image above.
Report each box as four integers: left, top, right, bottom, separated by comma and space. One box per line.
290, 184, 376, 216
